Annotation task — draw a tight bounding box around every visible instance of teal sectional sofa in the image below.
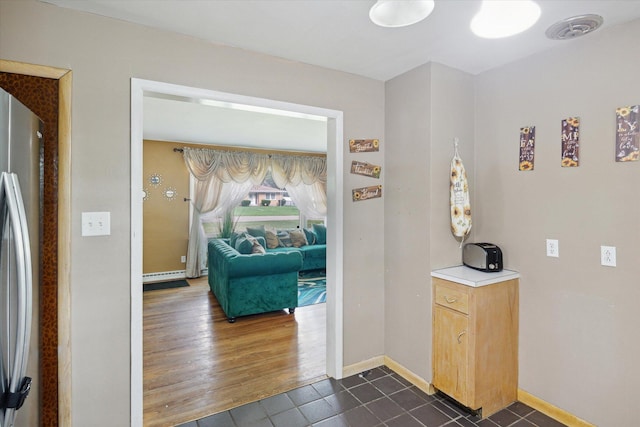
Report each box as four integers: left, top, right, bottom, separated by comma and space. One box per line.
208, 238, 303, 323
207, 225, 327, 322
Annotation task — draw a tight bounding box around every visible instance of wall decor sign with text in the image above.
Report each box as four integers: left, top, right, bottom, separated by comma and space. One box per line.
518, 126, 536, 171
615, 105, 639, 162
350, 161, 381, 179
561, 117, 580, 167
352, 185, 382, 202
349, 139, 379, 153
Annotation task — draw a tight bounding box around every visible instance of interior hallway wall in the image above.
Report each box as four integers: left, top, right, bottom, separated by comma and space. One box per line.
384, 62, 474, 381
0, 1, 385, 425
473, 18, 640, 427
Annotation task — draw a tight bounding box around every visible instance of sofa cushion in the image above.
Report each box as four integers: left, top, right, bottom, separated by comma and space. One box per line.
289, 229, 308, 248
234, 233, 254, 254
265, 229, 280, 249
235, 233, 266, 254
251, 241, 266, 254
303, 228, 317, 245
246, 225, 266, 239
313, 223, 326, 244
277, 230, 293, 247
229, 231, 242, 248
299, 244, 326, 259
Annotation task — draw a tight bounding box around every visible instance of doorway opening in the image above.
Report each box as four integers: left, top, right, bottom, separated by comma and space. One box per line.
130, 78, 344, 426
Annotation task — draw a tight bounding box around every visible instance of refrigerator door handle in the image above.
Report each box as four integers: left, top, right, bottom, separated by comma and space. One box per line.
0, 172, 33, 426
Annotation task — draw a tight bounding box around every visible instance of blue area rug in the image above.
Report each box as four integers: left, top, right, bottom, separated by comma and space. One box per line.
298, 272, 326, 307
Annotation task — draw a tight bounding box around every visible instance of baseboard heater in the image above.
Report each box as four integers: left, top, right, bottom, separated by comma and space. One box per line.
142, 269, 207, 283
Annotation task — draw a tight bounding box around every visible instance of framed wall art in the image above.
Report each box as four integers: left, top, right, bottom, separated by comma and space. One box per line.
561, 117, 580, 167
519, 126, 535, 171
615, 105, 639, 162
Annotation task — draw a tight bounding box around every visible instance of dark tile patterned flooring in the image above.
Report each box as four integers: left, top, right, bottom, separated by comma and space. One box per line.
177, 366, 567, 427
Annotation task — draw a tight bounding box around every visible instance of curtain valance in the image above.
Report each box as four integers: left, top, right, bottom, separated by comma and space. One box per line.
182, 147, 326, 187
182, 148, 271, 185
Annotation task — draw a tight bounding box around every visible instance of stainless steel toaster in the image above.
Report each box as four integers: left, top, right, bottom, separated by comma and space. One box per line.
462, 243, 503, 272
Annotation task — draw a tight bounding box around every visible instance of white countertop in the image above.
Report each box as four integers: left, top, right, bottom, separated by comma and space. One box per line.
431, 265, 520, 287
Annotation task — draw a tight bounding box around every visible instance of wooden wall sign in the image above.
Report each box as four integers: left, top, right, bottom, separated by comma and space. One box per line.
352, 185, 382, 202
615, 105, 639, 162
518, 126, 535, 171
349, 139, 379, 153
561, 117, 580, 167
350, 161, 381, 179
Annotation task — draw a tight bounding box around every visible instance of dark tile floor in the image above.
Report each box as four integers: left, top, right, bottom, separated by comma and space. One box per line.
177, 366, 567, 427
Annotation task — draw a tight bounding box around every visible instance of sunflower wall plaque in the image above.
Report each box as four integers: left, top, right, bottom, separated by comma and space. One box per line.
561, 117, 580, 167
350, 161, 381, 179
615, 105, 639, 162
352, 185, 382, 202
349, 139, 379, 153
518, 126, 535, 171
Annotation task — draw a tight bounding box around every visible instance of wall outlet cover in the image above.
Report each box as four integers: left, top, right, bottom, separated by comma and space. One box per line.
601, 246, 616, 267
546, 239, 559, 257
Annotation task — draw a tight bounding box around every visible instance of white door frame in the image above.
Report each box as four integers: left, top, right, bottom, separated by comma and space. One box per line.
130, 78, 344, 426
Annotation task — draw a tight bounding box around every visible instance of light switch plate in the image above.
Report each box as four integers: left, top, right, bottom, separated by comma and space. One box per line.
601, 246, 616, 267
546, 239, 559, 257
82, 212, 111, 236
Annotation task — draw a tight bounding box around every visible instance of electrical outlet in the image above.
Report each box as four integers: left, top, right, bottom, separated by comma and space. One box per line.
601, 246, 616, 267
181, 256, 186, 263
546, 239, 559, 257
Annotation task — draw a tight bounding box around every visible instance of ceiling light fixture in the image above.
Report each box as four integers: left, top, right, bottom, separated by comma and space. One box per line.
369, 0, 435, 28
470, 0, 541, 39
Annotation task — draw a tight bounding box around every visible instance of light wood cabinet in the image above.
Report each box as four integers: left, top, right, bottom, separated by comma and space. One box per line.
432, 276, 519, 418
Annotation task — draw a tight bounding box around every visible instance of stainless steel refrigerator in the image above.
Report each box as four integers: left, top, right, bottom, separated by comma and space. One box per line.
0, 87, 41, 426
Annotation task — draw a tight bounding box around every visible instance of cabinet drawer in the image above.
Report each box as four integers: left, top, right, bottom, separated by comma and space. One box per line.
434, 284, 469, 314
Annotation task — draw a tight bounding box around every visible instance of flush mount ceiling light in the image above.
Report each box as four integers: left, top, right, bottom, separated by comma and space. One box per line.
471, 0, 541, 39
545, 14, 604, 40
369, 0, 435, 28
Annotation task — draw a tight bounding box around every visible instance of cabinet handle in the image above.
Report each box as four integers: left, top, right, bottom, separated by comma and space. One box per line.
457, 331, 466, 344
444, 295, 458, 304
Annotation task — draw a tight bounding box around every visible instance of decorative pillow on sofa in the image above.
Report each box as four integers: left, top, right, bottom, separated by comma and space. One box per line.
265, 229, 280, 249
235, 233, 266, 254
289, 229, 308, 248
246, 225, 266, 239
312, 223, 327, 244
229, 231, 242, 248
303, 228, 317, 245
276, 230, 293, 247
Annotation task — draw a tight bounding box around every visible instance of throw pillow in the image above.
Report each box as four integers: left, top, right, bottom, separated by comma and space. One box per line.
312, 223, 327, 244
303, 228, 317, 245
276, 230, 293, 247
246, 225, 266, 239
229, 231, 242, 248
265, 229, 280, 249
251, 240, 266, 254
289, 229, 308, 248
234, 233, 254, 254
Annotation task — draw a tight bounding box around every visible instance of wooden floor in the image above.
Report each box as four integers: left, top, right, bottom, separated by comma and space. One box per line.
143, 277, 327, 427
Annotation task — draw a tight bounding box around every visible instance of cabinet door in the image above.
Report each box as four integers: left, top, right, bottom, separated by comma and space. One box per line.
433, 306, 469, 405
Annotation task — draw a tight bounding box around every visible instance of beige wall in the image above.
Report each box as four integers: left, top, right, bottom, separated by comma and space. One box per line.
4, 0, 638, 426
0, 1, 385, 425
474, 19, 640, 427
384, 63, 474, 381
143, 140, 189, 275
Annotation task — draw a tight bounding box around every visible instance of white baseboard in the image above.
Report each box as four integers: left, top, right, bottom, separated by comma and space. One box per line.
142, 270, 186, 283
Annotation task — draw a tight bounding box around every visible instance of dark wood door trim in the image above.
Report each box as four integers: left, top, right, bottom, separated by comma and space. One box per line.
0, 59, 72, 427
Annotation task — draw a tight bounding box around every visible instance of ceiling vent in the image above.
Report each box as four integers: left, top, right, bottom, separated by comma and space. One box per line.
546, 14, 604, 40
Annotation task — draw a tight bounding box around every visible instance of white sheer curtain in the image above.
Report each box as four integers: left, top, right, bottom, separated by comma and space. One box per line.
182, 148, 269, 277
271, 154, 327, 219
